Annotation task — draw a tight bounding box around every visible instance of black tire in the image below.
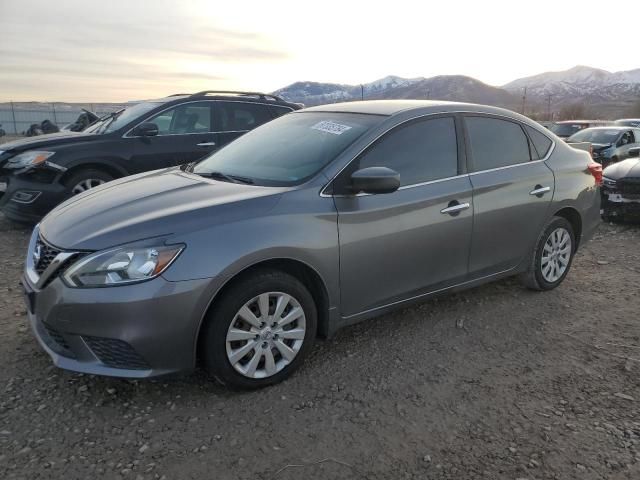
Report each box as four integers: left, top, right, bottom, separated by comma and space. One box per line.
200, 270, 317, 389
63, 169, 114, 197
521, 216, 576, 291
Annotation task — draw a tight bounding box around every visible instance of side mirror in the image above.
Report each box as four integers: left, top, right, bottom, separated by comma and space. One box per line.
629, 147, 640, 158
350, 167, 400, 194
132, 122, 159, 137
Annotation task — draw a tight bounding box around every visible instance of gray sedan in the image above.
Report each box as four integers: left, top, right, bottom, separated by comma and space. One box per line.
22, 100, 601, 388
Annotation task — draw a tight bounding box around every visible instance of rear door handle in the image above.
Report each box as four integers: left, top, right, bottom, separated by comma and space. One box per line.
529, 186, 551, 196
440, 202, 470, 215
197, 142, 216, 147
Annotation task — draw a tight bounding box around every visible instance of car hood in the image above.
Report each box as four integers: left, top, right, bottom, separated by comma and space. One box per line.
0, 131, 99, 153
603, 157, 640, 181
39, 169, 286, 251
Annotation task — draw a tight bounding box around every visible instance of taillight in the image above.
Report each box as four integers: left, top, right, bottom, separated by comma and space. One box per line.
588, 161, 603, 186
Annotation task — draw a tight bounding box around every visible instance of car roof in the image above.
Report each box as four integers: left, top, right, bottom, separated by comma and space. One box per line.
554, 120, 610, 124
142, 92, 297, 107
299, 100, 535, 122
580, 126, 633, 131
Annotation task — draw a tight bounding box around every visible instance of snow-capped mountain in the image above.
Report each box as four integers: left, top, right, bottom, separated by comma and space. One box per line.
502, 65, 640, 100
274, 66, 640, 118
273, 75, 424, 105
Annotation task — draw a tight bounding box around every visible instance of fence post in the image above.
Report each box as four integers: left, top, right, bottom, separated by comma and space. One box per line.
10, 101, 18, 134
51, 103, 58, 125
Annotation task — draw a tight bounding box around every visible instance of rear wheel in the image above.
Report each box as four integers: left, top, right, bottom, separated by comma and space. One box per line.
64, 169, 113, 196
201, 270, 317, 389
521, 216, 576, 291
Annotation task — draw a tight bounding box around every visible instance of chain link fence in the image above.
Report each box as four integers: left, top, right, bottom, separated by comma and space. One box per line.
0, 102, 128, 135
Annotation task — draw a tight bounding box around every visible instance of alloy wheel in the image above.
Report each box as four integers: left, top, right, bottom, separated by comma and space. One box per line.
225, 292, 306, 379
540, 227, 572, 283
71, 178, 106, 194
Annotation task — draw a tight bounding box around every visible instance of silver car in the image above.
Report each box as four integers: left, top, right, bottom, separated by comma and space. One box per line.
22, 100, 601, 388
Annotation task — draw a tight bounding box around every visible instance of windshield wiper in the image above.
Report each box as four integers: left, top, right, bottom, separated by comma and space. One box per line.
195, 171, 254, 185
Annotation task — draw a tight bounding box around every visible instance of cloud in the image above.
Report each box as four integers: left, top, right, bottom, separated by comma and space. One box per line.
0, 0, 288, 101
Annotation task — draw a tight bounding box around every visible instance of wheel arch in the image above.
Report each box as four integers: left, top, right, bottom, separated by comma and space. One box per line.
195, 257, 332, 364
59, 161, 128, 185
552, 206, 583, 251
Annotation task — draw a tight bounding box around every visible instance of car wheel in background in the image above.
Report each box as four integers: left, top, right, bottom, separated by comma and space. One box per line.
64, 169, 114, 196
521, 216, 576, 291
200, 270, 317, 389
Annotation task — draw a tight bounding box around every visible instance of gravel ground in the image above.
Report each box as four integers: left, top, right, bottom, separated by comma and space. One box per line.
1, 214, 639, 480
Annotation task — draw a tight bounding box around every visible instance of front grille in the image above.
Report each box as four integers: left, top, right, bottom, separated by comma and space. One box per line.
620, 179, 640, 197
42, 323, 76, 358
34, 235, 61, 275
83, 336, 150, 370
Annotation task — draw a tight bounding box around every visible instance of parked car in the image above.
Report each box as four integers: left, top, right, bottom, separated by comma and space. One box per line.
0, 91, 301, 222
567, 126, 640, 168
615, 118, 640, 128
22, 100, 601, 389
550, 120, 612, 140
601, 147, 640, 222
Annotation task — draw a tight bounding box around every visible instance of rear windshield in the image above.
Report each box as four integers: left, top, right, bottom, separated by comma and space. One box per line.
193, 112, 384, 186
568, 129, 621, 144
550, 123, 586, 137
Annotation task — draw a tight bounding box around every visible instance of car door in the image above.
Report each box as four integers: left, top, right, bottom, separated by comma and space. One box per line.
214, 101, 275, 149
464, 115, 554, 277
127, 101, 218, 172
332, 115, 473, 317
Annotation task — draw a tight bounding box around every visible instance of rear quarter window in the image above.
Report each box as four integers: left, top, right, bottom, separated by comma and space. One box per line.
466, 116, 531, 171
524, 125, 553, 159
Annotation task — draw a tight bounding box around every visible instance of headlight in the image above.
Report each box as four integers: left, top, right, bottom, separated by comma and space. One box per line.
6, 151, 55, 169
602, 177, 617, 188
63, 244, 184, 287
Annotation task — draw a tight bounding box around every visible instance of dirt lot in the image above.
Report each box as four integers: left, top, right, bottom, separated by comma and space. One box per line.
1, 214, 639, 480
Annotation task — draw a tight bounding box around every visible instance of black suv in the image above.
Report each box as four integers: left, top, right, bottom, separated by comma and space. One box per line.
0, 91, 301, 222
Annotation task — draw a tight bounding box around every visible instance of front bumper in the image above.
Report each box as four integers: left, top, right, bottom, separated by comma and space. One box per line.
23, 272, 213, 378
0, 174, 68, 223
602, 185, 640, 219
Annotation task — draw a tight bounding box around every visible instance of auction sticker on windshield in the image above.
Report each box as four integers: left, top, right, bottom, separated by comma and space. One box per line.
311, 120, 353, 135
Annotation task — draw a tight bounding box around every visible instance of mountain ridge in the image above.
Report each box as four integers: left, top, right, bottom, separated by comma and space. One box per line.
274, 66, 640, 119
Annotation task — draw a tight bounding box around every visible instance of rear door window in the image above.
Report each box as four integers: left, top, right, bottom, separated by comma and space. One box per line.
217, 102, 273, 132
465, 116, 531, 171
270, 106, 294, 118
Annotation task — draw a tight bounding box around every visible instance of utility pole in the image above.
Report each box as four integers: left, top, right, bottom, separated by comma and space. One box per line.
521, 87, 527, 115
546, 93, 553, 121
426, 89, 431, 100
360, 85, 364, 101
10, 101, 18, 134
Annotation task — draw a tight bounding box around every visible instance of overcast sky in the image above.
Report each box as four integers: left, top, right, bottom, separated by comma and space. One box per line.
0, 0, 637, 102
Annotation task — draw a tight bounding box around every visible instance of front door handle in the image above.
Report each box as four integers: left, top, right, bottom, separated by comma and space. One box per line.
197, 142, 216, 147
440, 201, 470, 216
529, 185, 551, 197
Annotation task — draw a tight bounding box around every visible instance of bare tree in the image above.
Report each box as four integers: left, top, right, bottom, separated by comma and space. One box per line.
625, 100, 640, 118
558, 103, 586, 120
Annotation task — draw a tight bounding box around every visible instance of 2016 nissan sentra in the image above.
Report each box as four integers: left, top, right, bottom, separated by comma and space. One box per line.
22, 100, 602, 389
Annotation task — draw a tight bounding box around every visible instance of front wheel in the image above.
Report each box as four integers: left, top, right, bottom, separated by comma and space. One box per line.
521, 216, 576, 291
200, 270, 317, 389
64, 169, 114, 196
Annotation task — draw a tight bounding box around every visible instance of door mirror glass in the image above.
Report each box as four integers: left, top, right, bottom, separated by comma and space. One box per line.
629, 147, 640, 158
350, 167, 400, 194
132, 122, 159, 137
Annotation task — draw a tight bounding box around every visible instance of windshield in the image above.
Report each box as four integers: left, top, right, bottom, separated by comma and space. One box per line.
550, 123, 586, 137
193, 112, 384, 186
84, 102, 161, 134
568, 129, 621, 144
